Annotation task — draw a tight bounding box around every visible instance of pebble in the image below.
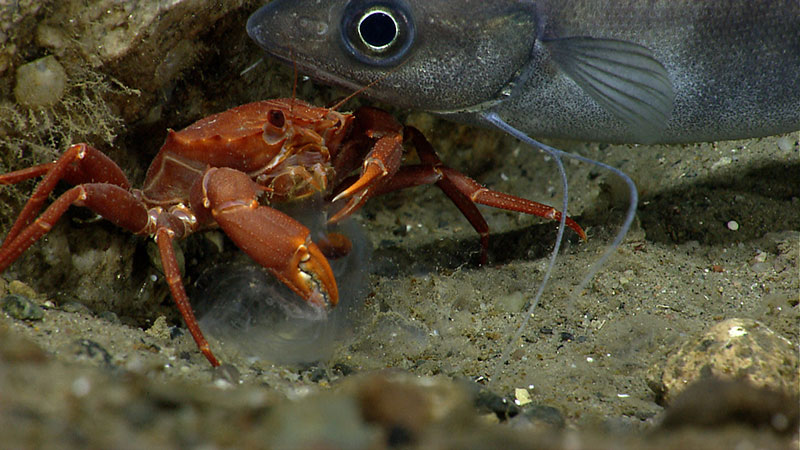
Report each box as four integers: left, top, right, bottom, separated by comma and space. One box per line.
60, 301, 93, 315
660, 377, 798, 433
647, 318, 798, 405
98, 311, 120, 324
726, 220, 739, 231
509, 404, 566, 431
475, 388, 520, 420
213, 363, 242, 386
0, 321, 47, 362
1, 294, 44, 320
145, 315, 171, 340
14, 55, 68, 108
7, 280, 38, 299
344, 371, 473, 445
514, 387, 532, 406
72, 339, 113, 366
267, 393, 379, 450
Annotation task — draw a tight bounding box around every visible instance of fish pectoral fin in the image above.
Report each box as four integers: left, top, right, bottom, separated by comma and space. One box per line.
544, 36, 675, 142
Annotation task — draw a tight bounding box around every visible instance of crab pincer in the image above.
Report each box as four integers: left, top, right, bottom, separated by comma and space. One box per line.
195, 167, 338, 309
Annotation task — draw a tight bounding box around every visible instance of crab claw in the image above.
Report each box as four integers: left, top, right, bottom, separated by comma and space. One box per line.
287, 237, 339, 309
199, 167, 339, 310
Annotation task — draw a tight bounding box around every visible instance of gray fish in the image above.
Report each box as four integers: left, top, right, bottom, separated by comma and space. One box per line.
247, 0, 800, 144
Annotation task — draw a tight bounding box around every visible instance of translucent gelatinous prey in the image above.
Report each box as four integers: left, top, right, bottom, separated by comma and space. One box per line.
248, 0, 800, 144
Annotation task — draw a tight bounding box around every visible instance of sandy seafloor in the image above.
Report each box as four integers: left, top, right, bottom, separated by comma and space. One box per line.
0, 1, 798, 448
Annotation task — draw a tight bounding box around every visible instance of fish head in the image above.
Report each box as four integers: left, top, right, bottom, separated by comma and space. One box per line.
247, 0, 540, 111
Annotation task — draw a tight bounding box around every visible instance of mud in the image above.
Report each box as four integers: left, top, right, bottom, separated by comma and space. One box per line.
0, 1, 797, 448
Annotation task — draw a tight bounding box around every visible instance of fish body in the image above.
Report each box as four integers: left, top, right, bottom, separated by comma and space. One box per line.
248, 0, 800, 144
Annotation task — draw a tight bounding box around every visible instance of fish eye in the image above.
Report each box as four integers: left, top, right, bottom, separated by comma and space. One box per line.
341, 0, 415, 66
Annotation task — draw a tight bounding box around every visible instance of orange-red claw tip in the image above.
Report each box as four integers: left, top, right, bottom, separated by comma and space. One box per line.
572, 221, 588, 241
304, 244, 339, 309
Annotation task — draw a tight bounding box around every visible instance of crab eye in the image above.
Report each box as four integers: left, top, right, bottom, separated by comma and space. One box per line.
267, 109, 285, 128
341, 0, 415, 67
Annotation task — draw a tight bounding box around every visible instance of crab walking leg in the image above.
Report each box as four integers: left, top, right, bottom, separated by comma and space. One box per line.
407, 126, 586, 239
198, 167, 339, 308
155, 228, 220, 367
0, 162, 56, 185
0, 144, 132, 252
329, 126, 585, 263
329, 133, 404, 222
0, 183, 149, 273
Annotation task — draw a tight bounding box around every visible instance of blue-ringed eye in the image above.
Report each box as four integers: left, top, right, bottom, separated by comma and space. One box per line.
341, 0, 415, 66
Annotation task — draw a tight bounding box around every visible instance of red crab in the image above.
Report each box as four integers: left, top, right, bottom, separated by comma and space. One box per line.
0, 99, 585, 367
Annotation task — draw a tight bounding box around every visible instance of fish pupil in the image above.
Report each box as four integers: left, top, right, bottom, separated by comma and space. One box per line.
358, 9, 397, 50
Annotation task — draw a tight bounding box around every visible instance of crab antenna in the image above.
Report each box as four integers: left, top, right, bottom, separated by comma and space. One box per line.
289, 47, 298, 116
290, 48, 298, 103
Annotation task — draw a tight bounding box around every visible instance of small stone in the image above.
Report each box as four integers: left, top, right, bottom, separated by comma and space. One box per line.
752, 251, 768, 263
72, 339, 113, 366
475, 388, 519, 420
213, 363, 241, 386
145, 316, 170, 340
60, 301, 93, 315
0, 323, 47, 362
660, 378, 798, 433
8, 280, 38, 299
98, 311, 120, 323
648, 318, 798, 405
711, 156, 732, 170
14, 55, 68, 108
347, 371, 472, 440
1, 294, 44, 320
514, 387, 532, 406
726, 220, 739, 231
35, 24, 69, 50
510, 404, 566, 430
267, 393, 379, 449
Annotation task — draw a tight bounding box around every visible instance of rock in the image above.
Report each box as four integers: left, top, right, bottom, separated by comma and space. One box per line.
660, 377, 799, 433
648, 318, 799, 405
7, 280, 39, 300
0, 321, 48, 362
1, 294, 44, 320
14, 55, 68, 107
341, 371, 474, 445
266, 393, 379, 450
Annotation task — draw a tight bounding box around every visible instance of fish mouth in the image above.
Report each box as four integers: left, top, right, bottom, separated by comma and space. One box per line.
274, 48, 361, 87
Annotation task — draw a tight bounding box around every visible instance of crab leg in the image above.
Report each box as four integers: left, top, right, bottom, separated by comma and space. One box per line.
0, 183, 150, 273
330, 126, 585, 264
155, 227, 220, 367
196, 167, 338, 308
407, 127, 585, 239
329, 135, 404, 222
0, 144, 131, 252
